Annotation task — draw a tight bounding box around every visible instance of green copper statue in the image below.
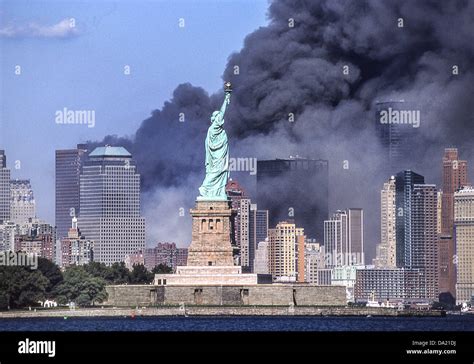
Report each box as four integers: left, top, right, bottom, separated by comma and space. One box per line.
198, 82, 232, 200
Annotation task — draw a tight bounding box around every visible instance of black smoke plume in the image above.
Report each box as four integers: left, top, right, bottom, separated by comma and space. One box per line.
90, 0, 474, 259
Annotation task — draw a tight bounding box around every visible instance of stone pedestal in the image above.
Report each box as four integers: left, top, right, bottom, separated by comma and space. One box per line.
154, 198, 259, 286
186, 199, 234, 266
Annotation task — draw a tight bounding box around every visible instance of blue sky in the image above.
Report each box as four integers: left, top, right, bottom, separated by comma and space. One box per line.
0, 0, 269, 223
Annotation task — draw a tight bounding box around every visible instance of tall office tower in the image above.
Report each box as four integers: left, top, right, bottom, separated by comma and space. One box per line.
348, 208, 364, 265
78, 146, 145, 265
377, 176, 397, 268
375, 101, 420, 172
268, 221, 304, 282
10, 179, 36, 225
324, 208, 364, 267
411, 184, 439, 300
239, 198, 252, 270
254, 240, 269, 274
324, 210, 348, 268
454, 187, 474, 304
437, 191, 443, 235
254, 208, 269, 246
247, 204, 269, 273
395, 170, 425, 267
296, 235, 306, 282
225, 179, 247, 259
226, 180, 269, 272
440, 148, 468, 299
0, 150, 11, 223
257, 157, 328, 241
55, 144, 88, 240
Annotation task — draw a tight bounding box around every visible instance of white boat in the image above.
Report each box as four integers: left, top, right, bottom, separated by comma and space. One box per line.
366, 292, 380, 308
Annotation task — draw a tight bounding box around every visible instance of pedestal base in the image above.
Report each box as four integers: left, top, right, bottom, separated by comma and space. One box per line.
187, 199, 235, 266
155, 265, 258, 286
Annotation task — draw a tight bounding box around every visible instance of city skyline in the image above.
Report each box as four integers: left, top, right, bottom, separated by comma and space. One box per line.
1, 0, 474, 263
1, 3, 474, 356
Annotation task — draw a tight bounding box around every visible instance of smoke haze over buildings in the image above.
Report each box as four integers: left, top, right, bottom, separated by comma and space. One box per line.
90, 0, 474, 260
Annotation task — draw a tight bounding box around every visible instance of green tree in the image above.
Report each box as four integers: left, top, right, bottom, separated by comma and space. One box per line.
130, 264, 154, 284
0, 266, 48, 309
151, 264, 172, 274
54, 266, 107, 306
109, 262, 131, 284
37, 257, 63, 295
83, 262, 113, 281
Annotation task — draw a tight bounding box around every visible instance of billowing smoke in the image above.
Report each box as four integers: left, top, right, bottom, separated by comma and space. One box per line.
90, 0, 474, 260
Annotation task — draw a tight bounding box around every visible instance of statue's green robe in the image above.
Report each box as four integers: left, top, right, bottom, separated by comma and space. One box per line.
198, 109, 229, 199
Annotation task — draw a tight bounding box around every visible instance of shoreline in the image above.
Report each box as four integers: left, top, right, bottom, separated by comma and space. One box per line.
0, 306, 448, 318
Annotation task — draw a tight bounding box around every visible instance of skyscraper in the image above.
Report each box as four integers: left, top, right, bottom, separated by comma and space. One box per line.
225, 179, 247, 261
454, 187, 474, 304
411, 184, 439, 300
395, 170, 425, 267
375, 176, 397, 268
268, 221, 304, 281
324, 208, 364, 267
239, 198, 252, 270
348, 208, 364, 265
55, 144, 88, 240
225, 180, 268, 272
254, 240, 269, 274
243, 202, 269, 273
375, 101, 420, 172
440, 148, 468, 298
254, 208, 269, 246
324, 210, 348, 268
77, 146, 145, 265
442, 148, 468, 234
257, 157, 328, 241
10, 179, 36, 225
0, 150, 11, 223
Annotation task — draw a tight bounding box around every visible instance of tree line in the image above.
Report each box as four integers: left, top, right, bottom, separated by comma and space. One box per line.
0, 259, 172, 310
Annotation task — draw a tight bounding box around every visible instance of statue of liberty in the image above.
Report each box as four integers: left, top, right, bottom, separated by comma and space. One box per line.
198, 82, 232, 200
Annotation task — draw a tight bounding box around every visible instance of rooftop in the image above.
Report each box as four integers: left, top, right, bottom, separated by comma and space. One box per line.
89, 146, 131, 158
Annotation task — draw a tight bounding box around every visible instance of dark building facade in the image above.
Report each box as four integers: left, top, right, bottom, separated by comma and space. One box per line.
0, 150, 11, 223
55, 144, 87, 240
375, 101, 421, 173
395, 170, 424, 267
412, 184, 439, 300
257, 157, 328, 241
440, 148, 468, 299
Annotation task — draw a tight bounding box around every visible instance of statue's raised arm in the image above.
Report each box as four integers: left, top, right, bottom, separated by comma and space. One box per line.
198, 82, 232, 200
219, 91, 231, 119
